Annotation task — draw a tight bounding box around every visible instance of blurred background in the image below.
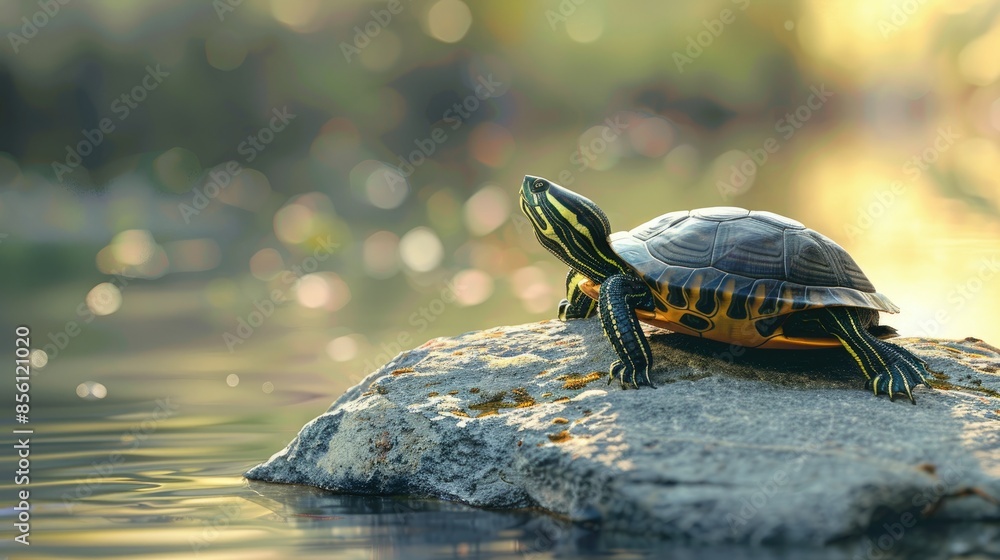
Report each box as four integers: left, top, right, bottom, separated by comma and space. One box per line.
1, 0, 999, 557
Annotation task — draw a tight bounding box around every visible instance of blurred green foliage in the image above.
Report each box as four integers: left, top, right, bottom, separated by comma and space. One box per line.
2, 0, 1000, 365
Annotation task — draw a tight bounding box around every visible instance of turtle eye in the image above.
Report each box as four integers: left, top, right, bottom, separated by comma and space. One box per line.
531, 179, 547, 193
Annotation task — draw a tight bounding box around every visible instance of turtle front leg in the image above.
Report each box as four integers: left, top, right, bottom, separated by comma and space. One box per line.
813, 307, 933, 404
598, 273, 656, 388
558, 269, 597, 320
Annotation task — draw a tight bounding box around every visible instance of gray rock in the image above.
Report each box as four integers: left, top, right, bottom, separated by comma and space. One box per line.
245, 318, 1000, 545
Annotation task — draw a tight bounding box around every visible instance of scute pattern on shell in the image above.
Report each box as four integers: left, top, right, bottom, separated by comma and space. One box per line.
609, 208, 899, 319
622, 208, 873, 290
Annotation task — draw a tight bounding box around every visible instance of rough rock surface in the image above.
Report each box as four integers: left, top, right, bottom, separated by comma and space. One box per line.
245, 318, 1000, 544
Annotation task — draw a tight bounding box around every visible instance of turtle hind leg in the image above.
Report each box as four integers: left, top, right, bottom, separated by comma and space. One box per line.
865, 323, 932, 368
813, 307, 932, 404
598, 273, 655, 389
558, 269, 597, 320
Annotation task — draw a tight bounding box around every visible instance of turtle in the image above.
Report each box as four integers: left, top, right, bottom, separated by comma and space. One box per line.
518, 174, 933, 403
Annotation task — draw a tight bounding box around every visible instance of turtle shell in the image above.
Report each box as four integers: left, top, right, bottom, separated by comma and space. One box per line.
580, 207, 899, 349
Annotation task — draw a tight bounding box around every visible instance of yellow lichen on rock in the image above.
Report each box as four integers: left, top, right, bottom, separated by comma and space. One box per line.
547, 430, 571, 443
557, 371, 603, 390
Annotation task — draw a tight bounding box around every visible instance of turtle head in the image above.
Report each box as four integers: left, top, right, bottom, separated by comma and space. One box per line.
519, 175, 628, 283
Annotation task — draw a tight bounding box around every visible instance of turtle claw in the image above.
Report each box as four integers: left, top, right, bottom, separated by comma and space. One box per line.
557, 299, 570, 321
610, 360, 654, 389
865, 355, 928, 404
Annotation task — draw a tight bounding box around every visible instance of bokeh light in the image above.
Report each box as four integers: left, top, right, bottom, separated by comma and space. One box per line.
426, 0, 473, 43
463, 184, 511, 236
709, 150, 756, 199
295, 272, 351, 311
29, 349, 48, 369
363, 231, 401, 279
111, 229, 156, 266
368, 167, 409, 209
273, 203, 315, 244
469, 123, 516, 168
296, 273, 331, 309
399, 227, 444, 272
250, 248, 286, 280
664, 144, 699, 181
565, 6, 604, 43
452, 268, 494, 306
272, 192, 339, 248
326, 335, 359, 362
76, 381, 108, 400
351, 160, 409, 209
86, 283, 123, 316
628, 117, 674, 158
216, 169, 273, 213
511, 265, 556, 314
270, 0, 323, 32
